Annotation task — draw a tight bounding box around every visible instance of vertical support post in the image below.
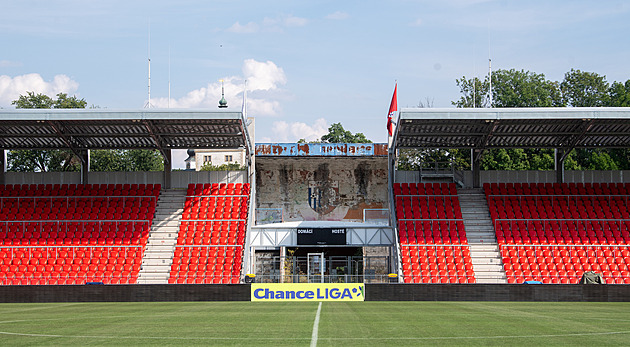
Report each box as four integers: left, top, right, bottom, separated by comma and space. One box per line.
0, 150, 5, 185
473, 149, 482, 188
163, 149, 172, 189
79, 150, 89, 184
555, 148, 565, 183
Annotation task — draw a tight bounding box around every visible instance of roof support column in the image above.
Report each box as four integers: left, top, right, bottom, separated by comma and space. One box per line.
555, 148, 565, 183
79, 150, 89, 184
472, 149, 482, 188
0, 150, 5, 185
163, 149, 172, 189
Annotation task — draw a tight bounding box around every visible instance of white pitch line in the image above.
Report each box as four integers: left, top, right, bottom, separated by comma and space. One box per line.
0, 331, 311, 340
0, 329, 628, 341
310, 302, 322, 347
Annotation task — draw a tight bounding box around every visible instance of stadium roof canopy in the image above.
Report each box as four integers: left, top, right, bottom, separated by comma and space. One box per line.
393, 107, 630, 152
0, 109, 250, 153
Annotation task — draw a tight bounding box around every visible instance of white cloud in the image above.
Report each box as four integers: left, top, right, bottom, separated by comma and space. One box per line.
270, 118, 328, 142
150, 59, 287, 117
409, 18, 423, 27
326, 11, 349, 20
227, 14, 308, 33
226, 21, 259, 34
0, 60, 22, 68
242, 59, 287, 91
284, 15, 308, 27
0, 73, 79, 106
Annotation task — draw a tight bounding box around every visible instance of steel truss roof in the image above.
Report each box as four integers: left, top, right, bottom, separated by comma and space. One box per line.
394, 108, 630, 152
0, 109, 249, 152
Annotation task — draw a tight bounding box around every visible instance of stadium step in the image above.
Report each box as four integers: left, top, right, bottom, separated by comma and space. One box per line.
458, 188, 507, 284
137, 189, 186, 284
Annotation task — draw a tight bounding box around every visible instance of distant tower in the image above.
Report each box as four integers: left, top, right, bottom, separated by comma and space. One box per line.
218, 79, 228, 108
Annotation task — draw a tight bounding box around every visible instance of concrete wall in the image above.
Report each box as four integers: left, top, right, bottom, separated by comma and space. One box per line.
1, 284, 628, 302
396, 170, 630, 186
5, 170, 247, 188
256, 158, 388, 222
366, 284, 630, 301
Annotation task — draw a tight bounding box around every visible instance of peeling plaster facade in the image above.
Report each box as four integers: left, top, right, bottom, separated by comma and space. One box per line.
256, 157, 389, 222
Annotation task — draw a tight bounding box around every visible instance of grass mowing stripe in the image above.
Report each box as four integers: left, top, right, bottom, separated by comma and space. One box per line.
0, 302, 628, 346
311, 302, 322, 347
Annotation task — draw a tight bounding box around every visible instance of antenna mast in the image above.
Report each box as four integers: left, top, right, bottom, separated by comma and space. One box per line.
487, 21, 492, 108
168, 45, 171, 108
144, 23, 153, 108
488, 58, 492, 108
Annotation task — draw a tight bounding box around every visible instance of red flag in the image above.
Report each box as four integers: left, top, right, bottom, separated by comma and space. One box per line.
387, 83, 397, 136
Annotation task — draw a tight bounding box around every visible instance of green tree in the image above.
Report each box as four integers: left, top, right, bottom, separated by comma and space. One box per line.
11, 92, 165, 172
11, 91, 54, 109
198, 162, 245, 171
7, 150, 79, 172
9, 92, 86, 172
607, 80, 630, 107
452, 76, 490, 108
54, 93, 87, 108
126, 149, 164, 171
397, 148, 471, 171
451, 68, 630, 171
320, 123, 372, 143
560, 69, 609, 107
491, 69, 563, 107
90, 149, 163, 172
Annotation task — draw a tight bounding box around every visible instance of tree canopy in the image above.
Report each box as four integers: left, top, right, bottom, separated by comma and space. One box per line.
319, 123, 372, 143
9, 92, 87, 172
12, 91, 87, 109
9, 92, 163, 172
447, 68, 630, 171
90, 149, 164, 172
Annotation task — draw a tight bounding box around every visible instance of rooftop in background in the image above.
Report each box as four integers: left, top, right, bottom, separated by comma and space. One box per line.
395, 107, 630, 150
0, 109, 249, 151
255, 143, 388, 157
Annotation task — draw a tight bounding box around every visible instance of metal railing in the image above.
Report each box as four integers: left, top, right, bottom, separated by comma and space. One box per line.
250, 274, 392, 284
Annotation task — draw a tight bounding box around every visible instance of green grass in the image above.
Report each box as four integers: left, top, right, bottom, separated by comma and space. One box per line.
0, 302, 628, 346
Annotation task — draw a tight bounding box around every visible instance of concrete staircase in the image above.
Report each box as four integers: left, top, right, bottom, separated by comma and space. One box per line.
458, 188, 507, 284
136, 189, 186, 284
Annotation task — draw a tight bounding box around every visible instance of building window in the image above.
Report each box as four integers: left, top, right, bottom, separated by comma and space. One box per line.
203, 155, 212, 163
225, 155, 233, 162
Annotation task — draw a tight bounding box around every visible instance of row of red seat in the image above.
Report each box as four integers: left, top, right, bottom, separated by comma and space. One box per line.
0, 221, 150, 246
187, 183, 250, 196
394, 183, 475, 283
0, 245, 143, 285
0, 184, 161, 197
0, 184, 159, 285
398, 221, 468, 245
171, 183, 251, 283
484, 182, 630, 196
401, 246, 475, 283
489, 196, 630, 220
169, 246, 243, 284
395, 196, 463, 220
0, 274, 139, 285
393, 182, 458, 196
485, 182, 630, 284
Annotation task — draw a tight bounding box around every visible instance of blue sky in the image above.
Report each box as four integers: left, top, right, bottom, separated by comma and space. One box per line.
1, 1, 629, 166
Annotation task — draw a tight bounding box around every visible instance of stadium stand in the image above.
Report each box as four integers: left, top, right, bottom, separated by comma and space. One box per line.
485, 182, 630, 284
394, 182, 476, 283
168, 183, 250, 284
0, 184, 159, 285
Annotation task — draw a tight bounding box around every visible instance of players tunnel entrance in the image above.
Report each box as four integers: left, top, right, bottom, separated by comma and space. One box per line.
253, 246, 391, 283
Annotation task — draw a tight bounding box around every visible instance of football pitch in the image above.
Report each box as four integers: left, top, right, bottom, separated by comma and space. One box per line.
0, 301, 628, 346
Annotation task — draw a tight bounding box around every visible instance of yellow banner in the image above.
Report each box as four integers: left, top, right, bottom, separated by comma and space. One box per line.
251, 283, 365, 302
